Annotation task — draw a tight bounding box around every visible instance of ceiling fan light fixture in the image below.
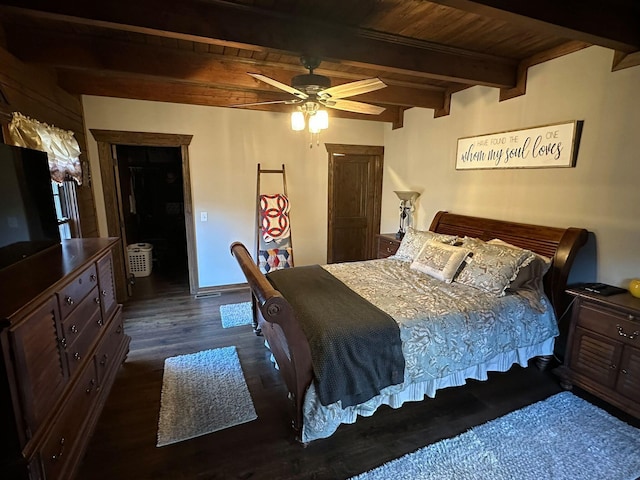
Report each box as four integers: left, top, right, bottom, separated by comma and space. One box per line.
316, 110, 329, 130
291, 111, 305, 131
308, 117, 321, 134
308, 113, 323, 134
291, 104, 328, 134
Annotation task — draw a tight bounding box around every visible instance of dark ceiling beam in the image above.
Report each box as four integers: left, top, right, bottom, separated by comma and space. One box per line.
612, 50, 640, 71
5, 28, 445, 109
427, 0, 640, 53
0, 0, 517, 88
55, 69, 403, 123
500, 40, 590, 101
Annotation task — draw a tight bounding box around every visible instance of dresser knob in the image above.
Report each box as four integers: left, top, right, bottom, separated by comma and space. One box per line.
100, 354, 108, 366
609, 364, 617, 370
65, 296, 74, 306
94, 297, 101, 305
90, 273, 97, 282
97, 318, 104, 327
621, 369, 628, 375
70, 325, 78, 334
101, 289, 107, 296
73, 352, 81, 361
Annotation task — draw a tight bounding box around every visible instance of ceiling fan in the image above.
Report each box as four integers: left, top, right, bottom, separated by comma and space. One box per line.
236, 56, 387, 116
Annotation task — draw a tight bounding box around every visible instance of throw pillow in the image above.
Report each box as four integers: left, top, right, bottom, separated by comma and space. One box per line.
455, 237, 538, 296
394, 227, 458, 262
410, 239, 471, 283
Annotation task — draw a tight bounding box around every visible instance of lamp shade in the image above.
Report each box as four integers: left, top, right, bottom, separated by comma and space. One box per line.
394, 190, 420, 202
291, 111, 305, 131
316, 110, 329, 130
308, 113, 322, 133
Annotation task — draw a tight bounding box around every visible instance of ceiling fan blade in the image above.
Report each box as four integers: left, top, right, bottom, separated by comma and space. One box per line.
324, 99, 386, 115
248, 73, 308, 100
229, 99, 300, 108
319, 78, 387, 100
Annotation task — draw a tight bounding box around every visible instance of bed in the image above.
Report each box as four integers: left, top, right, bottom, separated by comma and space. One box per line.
231, 211, 588, 443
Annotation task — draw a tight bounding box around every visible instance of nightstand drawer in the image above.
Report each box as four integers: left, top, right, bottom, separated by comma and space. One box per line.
377, 236, 400, 258
578, 302, 640, 347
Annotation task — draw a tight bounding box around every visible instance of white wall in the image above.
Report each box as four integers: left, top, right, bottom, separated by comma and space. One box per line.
382, 46, 640, 287
82, 98, 384, 287
84, 46, 639, 289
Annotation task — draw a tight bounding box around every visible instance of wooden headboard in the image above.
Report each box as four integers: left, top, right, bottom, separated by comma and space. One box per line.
429, 211, 588, 317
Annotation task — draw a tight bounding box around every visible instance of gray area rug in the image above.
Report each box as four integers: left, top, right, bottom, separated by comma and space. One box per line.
156, 346, 257, 447
220, 301, 252, 328
351, 392, 640, 480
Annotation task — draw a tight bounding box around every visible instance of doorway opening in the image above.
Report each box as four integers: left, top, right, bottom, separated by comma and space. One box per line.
117, 145, 187, 291
90, 129, 196, 303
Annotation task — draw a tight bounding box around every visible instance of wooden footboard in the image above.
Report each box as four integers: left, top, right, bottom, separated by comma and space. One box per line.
230, 242, 313, 439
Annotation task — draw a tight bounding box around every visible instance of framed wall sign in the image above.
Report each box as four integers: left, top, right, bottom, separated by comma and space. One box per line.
456, 120, 583, 170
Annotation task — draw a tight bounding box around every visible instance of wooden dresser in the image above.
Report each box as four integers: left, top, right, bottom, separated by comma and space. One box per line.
561, 288, 640, 418
376, 233, 401, 259
0, 238, 131, 480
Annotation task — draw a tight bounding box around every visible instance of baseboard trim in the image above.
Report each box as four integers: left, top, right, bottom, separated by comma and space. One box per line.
195, 283, 249, 298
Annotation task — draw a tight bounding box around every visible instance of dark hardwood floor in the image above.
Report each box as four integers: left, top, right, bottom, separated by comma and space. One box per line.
76, 268, 636, 480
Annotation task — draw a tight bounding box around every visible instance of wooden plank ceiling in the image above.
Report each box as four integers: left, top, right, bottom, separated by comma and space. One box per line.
0, 0, 638, 126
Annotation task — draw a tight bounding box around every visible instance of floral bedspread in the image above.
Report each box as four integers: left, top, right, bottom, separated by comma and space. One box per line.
323, 258, 558, 383
298, 257, 558, 442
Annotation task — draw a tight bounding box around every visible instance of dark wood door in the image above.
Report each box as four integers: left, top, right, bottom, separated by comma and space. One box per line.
326, 144, 384, 263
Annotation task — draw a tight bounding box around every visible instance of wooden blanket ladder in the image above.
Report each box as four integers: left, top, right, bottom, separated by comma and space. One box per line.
255, 163, 294, 273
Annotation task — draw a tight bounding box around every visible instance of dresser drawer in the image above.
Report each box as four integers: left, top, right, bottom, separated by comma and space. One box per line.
60, 286, 102, 347
39, 362, 99, 480
57, 264, 98, 320
95, 308, 125, 386
578, 301, 640, 348
65, 306, 102, 377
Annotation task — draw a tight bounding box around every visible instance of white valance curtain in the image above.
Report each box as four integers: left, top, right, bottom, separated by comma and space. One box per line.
8, 112, 83, 185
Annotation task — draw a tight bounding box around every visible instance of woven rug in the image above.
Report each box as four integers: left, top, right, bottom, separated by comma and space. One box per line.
220, 301, 252, 328
351, 392, 640, 480
156, 346, 257, 447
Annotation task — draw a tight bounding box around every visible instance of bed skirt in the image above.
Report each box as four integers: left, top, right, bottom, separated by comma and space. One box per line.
299, 337, 555, 443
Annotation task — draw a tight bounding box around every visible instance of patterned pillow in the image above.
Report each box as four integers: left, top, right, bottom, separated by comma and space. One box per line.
410, 240, 471, 283
487, 239, 552, 311
455, 237, 538, 296
393, 227, 458, 262
487, 239, 552, 288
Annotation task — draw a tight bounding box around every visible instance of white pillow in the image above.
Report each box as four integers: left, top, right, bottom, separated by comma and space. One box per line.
394, 227, 458, 262
410, 239, 471, 283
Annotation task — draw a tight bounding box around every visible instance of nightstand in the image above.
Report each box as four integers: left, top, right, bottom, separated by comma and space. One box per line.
560, 288, 640, 418
376, 233, 401, 259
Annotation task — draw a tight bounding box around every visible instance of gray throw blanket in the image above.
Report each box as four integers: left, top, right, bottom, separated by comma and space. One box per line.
267, 265, 405, 407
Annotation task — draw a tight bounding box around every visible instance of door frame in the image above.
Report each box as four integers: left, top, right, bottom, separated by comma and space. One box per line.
90, 129, 197, 299
325, 143, 384, 263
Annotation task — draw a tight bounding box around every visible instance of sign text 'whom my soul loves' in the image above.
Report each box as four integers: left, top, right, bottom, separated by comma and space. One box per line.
456, 121, 582, 170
